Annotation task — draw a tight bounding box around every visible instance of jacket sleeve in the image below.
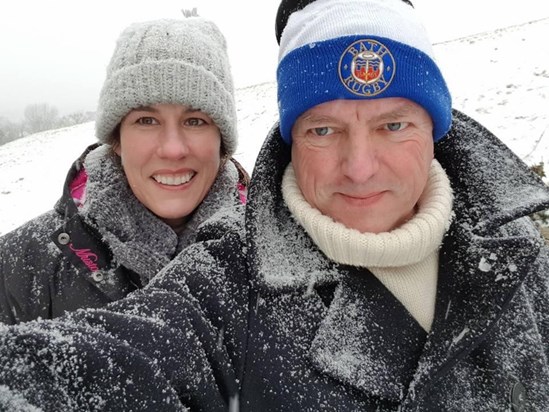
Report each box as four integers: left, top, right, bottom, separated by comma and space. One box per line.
0, 282, 238, 411
0, 235, 13, 324
0, 315, 188, 411
0, 230, 36, 325
0, 215, 60, 325
526, 242, 549, 359
0, 225, 245, 410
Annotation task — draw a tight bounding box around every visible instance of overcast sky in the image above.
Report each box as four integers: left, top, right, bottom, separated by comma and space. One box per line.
1, 0, 548, 121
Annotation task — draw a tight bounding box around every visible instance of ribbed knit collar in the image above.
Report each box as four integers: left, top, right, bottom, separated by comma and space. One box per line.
282, 159, 454, 268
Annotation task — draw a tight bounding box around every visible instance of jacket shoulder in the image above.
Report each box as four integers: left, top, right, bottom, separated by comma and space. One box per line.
1, 210, 64, 258
0, 211, 67, 324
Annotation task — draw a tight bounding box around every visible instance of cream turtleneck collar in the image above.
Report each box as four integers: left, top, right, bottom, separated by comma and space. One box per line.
282, 159, 454, 331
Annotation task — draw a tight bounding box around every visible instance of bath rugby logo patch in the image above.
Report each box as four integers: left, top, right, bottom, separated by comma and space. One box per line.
339, 39, 395, 96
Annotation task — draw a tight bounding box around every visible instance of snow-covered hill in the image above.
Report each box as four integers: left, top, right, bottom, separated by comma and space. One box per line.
1, 18, 548, 236
436, 18, 549, 165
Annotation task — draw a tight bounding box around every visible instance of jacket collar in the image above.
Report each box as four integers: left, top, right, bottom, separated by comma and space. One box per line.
56, 144, 243, 290
310, 269, 429, 401
247, 111, 549, 291
246, 111, 549, 401
404, 222, 543, 405
55, 143, 99, 218
246, 124, 343, 291
436, 109, 549, 235
403, 110, 549, 401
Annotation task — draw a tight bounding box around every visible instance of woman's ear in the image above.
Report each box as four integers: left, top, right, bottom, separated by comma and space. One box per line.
112, 142, 121, 156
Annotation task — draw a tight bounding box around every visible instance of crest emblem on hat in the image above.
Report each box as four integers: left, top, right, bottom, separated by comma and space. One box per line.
339, 39, 395, 96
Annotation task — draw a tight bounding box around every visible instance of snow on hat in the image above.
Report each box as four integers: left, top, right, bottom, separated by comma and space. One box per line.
276, 0, 452, 143
95, 16, 238, 156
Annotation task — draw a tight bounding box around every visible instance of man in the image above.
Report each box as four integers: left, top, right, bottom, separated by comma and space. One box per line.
235, 2, 549, 410
1, 0, 548, 410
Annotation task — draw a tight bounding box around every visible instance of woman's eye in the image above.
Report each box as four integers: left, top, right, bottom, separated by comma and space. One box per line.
137, 117, 157, 125
385, 122, 408, 131
312, 126, 333, 136
186, 118, 206, 127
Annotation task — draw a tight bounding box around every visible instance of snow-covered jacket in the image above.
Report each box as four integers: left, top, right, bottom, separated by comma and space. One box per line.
236, 110, 549, 410
0, 111, 548, 411
0, 143, 248, 325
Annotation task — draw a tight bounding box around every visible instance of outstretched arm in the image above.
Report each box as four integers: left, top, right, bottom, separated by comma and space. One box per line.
0, 222, 247, 411
0, 285, 237, 411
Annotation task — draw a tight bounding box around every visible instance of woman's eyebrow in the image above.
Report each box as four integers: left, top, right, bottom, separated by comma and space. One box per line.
130, 106, 158, 113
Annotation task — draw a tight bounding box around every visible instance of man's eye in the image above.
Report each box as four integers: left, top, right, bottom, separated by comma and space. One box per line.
312, 126, 333, 136
385, 122, 408, 131
137, 117, 157, 125
186, 118, 206, 127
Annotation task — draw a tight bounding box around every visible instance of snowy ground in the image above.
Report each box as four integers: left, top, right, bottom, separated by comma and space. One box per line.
1, 18, 548, 236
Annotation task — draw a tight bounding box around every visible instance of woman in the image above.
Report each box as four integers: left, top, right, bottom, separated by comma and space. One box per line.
0, 15, 248, 324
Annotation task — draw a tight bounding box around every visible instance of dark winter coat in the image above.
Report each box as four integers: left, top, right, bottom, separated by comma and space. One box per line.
0, 143, 247, 325
0, 111, 548, 411
236, 110, 549, 410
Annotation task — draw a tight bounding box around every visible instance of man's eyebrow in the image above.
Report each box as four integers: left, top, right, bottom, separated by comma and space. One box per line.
298, 101, 422, 124
373, 102, 421, 122
299, 114, 337, 124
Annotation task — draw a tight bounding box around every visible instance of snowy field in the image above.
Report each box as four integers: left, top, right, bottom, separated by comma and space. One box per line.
0, 18, 548, 236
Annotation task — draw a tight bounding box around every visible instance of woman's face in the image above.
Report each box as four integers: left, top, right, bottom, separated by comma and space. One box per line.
115, 103, 222, 229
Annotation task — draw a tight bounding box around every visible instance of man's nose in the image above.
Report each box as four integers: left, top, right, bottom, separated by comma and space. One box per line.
341, 130, 379, 183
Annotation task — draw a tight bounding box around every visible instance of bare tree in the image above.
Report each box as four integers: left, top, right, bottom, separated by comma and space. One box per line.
57, 111, 95, 128
23, 103, 59, 134
0, 117, 25, 145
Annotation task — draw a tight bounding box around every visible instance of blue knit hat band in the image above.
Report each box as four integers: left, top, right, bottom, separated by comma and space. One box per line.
277, 35, 452, 143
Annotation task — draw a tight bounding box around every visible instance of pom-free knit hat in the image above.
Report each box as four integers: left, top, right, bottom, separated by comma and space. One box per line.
95, 17, 238, 156
275, 0, 452, 143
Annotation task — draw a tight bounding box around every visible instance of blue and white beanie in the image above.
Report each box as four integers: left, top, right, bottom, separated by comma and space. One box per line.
276, 0, 452, 143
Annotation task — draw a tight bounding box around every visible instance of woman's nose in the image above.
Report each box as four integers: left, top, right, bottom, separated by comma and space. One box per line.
157, 125, 190, 159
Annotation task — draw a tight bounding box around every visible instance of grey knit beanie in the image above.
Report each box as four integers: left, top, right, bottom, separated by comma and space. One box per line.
95, 17, 238, 156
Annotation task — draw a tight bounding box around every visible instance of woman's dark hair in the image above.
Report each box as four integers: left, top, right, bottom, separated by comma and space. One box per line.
108, 124, 121, 147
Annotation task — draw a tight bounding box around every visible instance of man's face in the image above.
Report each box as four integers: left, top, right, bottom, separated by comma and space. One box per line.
291, 98, 434, 234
